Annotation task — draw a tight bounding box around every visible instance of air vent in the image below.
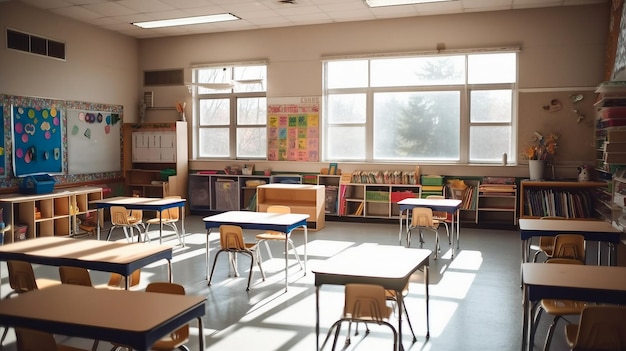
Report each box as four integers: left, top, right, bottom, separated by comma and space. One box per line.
144, 69, 184, 86
6, 28, 65, 60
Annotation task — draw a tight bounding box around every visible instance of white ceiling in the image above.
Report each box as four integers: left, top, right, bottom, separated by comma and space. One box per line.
11, 0, 609, 39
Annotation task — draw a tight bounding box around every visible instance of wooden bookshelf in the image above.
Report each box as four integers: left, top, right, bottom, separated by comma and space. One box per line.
519, 180, 607, 219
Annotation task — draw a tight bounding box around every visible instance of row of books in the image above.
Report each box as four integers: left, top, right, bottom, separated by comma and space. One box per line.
478, 184, 516, 195
523, 189, 594, 218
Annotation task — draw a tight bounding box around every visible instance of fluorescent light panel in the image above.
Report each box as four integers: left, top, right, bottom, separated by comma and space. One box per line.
365, 0, 453, 7
133, 13, 239, 29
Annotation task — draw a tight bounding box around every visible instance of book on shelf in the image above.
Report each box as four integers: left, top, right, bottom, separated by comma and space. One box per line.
353, 201, 364, 216
603, 130, 626, 142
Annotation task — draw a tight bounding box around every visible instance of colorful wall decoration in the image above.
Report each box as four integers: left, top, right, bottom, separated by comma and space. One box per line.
267, 96, 320, 162
12, 103, 63, 176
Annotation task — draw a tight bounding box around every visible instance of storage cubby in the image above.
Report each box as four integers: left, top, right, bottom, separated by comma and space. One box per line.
338, 183, 421, 219
0, 187, 103, 244
256, 184, 325, 230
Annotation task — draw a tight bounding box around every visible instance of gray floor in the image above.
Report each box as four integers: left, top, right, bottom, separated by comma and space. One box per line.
0, 216, 593, 351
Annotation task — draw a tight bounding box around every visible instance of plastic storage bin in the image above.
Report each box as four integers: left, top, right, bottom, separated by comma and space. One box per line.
19, 174, 56, 194
421, 175, 444, 186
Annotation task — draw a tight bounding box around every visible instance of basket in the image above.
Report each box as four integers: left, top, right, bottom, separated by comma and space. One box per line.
421, 175, 444, 186
19, 174, 56, 195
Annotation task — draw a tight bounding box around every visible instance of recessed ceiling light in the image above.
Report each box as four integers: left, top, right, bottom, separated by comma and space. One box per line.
365, 0, 454, 7
132, 13, 240, 29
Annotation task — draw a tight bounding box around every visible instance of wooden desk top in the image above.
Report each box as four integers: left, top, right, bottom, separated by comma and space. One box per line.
0, 284, 205, 351
91, 196, 186, 210
312, 244, 431, 290
0, 236, 172, 276
523, 263, 626, 291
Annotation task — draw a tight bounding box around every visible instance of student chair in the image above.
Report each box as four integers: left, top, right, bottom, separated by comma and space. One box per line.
321, 283, 398, 351
0, 261, 61, 345
552, 234, 586, 263
407, 207, 440, 258
208, 225, 266, 291
564, 305, 626, 351
110, 282, 190, 351
58, 266, 142, 290
529, 258, 586, 351
425, 195, 451, 245
15, 327, 89, 351
144, 196, 183, 245
531, 216, 565, 263
255, 205, 303, 270
106, 206, 144, 242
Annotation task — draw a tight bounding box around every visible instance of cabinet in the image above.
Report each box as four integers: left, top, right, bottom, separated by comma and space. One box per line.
123, 122, 188, 199
256, 184, 325, 230
0, 187, 103, 244
519, 180, 606, 219
187, 173, 271, 215
338, 183, 421, 219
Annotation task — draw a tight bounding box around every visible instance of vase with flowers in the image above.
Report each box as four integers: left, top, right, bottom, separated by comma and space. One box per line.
175, 101, 186, 122
525, 131, 559, 180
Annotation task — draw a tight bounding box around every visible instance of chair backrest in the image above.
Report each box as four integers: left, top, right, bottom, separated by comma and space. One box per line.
266, 205, 291, 214
572, 305, 626, 351
15, 328, 61, 351
59, 266, 93, 286
145, 282, 190, 346
7, 260, 38, 293
344, 283, 391, 322
110, 206, 132, 225
552, 234, 585, 262
219, 225, 246, 250
157, 195, 181, 221
108, 269, 141, 289
411, 207, 435, 227
545, 257, 584, 265
129, 209, 143, 222
425, 195, 449, 220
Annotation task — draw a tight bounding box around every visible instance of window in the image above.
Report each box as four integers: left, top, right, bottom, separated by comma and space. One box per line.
192, 63, 267, 159
323, 51, 517, 164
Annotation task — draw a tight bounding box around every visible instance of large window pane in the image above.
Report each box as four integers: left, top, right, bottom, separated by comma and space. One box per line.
200, 99, 229, 125
238, 98, 267, 125
234, 65, 266, 93
469, 126, 512, 162
327, 94, 366, 124
198, 128, 229, 157
470, 90, 512, 123
327, 60, 368, 89
468, 53, 516, 84
326, 126, 365, 160
371, 56, 465, 87
197, 67, 233, 94
373, 91, 460, 160
237, 127, 267, 158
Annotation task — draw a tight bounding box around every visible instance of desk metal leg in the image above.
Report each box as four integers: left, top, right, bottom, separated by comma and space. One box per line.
425, 265, 430, 338
398, 210, 404, 245
197, 316, 205, 351
158, 210, 163, 245
284, 231, 289, 292
96, 208, 102, 240
398, 290, 404, 351
181, 206, 186, 247
167, 259, 173, 283
205, 229, 212, 281
315, 285, 320, 351
521, 284, 529, 351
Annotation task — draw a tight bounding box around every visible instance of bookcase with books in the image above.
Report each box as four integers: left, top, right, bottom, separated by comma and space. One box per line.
447, 178, 480, 223
519, 180, 606, 219
477, 177, 517, 225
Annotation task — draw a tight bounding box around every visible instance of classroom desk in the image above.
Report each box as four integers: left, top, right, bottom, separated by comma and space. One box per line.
312, 244, 431, 351
0, 236, 173, 290
518, 218, 622, 286
398, 198, 462, 258
521, 263, 626, 351
0, 284, 206, 351
91, 196, 186, 245
203, 211, 309, 291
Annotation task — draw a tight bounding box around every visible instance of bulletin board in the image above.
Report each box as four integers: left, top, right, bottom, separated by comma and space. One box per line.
12, 104, 63, 176
267, 96, 320, 161
67, 108, 122, 174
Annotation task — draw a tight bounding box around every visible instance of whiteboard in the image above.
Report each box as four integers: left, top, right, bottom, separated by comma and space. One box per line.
67, 109, 121, 174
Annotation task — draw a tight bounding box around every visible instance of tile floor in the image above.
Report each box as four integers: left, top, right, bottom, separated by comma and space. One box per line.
0, 216, 596, 351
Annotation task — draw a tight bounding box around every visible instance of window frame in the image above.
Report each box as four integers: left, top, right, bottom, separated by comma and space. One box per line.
322, 51, 518, 164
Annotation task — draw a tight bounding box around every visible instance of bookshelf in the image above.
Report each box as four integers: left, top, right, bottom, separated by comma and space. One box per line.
519, 180, 606, 219
477, 182, 517, 225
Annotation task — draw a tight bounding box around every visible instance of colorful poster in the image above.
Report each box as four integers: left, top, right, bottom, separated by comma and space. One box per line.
12, 104, 62, 176
267, 96, 320, 161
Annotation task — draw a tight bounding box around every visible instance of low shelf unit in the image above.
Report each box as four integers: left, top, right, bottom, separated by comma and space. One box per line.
519, 180, 607, 219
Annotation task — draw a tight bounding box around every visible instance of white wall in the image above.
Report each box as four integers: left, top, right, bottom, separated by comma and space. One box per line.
137, 4, 610, 179
0, 1, 139, 119
0, 1, 611, 180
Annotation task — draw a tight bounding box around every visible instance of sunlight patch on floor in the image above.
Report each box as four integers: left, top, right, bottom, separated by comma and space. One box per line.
209, 326, 298, 351
448, 250, 483, 271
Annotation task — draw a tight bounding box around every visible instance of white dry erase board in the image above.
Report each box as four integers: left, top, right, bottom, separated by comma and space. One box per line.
67, 109, 121, 174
